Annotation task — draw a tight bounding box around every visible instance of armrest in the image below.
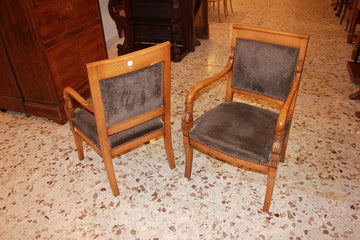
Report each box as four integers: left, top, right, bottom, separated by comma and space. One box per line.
272, 60, 304, 154
182, 58, 233, 129
63, 87, 94, 119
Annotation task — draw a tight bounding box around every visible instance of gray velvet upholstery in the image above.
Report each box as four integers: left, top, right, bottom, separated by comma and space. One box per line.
190, 102, 290, 165
100, 63, 163, 127
232, 38, 299, 101
72, 109, 163, 148
71, 62, 165, 149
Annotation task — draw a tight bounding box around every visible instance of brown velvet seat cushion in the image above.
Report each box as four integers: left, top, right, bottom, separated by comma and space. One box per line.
72, 109, 163, 149
190, 102, 290, 165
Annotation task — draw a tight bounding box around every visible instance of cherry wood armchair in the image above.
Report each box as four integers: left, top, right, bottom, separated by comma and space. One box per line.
182, 25, 309, 212
64, 42, 175, 196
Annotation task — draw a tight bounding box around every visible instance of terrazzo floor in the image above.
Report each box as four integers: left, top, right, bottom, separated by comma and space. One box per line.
1, 0, 360, 239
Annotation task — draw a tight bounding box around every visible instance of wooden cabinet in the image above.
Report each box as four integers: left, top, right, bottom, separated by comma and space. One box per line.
117, 0, 201, 62
0, 36, 24, 113
0, 0, 108, 124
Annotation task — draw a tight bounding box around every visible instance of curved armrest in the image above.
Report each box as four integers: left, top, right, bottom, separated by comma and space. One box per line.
63, 87, 94, 119
185, 59, 233, 106
182, 58, 233, 128
272, 61, 303, 154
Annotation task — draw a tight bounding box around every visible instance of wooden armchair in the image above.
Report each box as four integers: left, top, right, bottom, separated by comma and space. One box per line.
64, 42, 175, 196
182, 25, 309, 212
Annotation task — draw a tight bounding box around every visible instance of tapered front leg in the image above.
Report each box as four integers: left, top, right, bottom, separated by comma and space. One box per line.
183, 136, 193, 178
73, 131, 84, 160
263, 168, 277, 212
164, 125, 176, 169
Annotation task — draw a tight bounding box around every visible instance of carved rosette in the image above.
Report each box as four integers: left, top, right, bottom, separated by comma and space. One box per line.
181, 103, 194, 135
271, 130, 284, 154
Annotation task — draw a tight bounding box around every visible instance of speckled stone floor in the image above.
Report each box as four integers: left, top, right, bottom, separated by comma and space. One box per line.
1, 0, 360, 239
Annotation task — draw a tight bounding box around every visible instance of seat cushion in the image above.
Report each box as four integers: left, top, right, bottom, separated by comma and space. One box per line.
190, 102, 291, 165
72, 109, 164, 149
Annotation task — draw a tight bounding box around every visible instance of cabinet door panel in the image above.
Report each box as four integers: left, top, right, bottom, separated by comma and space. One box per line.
0, 0, 56, 105
46, 24, 107, 99
0, 34, 24, 111
31, 0, 100, 42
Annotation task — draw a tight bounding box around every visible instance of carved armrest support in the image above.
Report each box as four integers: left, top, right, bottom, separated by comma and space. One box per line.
181, 104, 194, 136
63, 87, 94, 120
270, 115, 287, 168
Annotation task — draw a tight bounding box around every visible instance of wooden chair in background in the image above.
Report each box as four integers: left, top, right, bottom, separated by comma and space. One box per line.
208, 0, 233, 22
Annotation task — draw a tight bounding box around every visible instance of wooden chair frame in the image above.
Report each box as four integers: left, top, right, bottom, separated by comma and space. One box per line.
64, 42, 175, 196
182, 25, 309, 212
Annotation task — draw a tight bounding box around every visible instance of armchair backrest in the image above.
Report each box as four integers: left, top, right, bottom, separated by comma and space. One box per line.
85, 41, 171, 142
229, 25, 309, 102
99, 62, 163, 126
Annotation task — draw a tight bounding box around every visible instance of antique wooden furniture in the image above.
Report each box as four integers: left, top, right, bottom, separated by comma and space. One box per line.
347, 35, 360, 117
194, 0, 209, 39
0, 0, 107, 124
182, 25, 309, 212
64, 42, 176, 196
349, 89, 360, 99
108, 0, 125, 38
349, 89, 360, 118
346, 0, 359, 43
113, 0, 202, 62
347, 24, 360, 83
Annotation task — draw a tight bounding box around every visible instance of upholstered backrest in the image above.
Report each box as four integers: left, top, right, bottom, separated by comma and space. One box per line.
232, 38, 299, 101
99, 63, 163, 127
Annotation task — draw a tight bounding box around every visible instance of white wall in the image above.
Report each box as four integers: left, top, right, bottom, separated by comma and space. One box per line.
98, 0, 119, 46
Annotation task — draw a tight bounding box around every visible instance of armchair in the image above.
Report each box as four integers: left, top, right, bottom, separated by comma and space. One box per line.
64, 42, 175, 196
182, 25, 309, 212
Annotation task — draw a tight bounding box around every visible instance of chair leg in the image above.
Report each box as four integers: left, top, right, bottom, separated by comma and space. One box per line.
183, 136, 194, 178
217, 1, 221, 22
72, 131, 84, 160
209, 0, 221, 22
103, 154, 120, 196
336, 0, 344, 17
228, 0, 233, 13
164, 126, 176, 169
263, 168, 277, 212
223, 0, 229, 17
